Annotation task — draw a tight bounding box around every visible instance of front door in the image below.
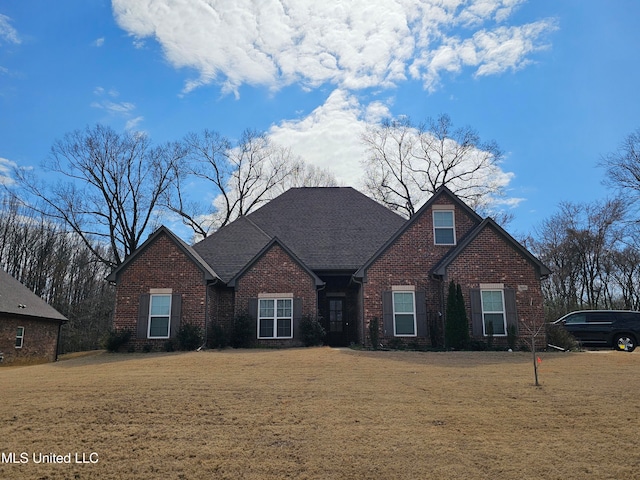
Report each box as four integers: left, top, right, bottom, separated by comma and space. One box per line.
326, 298, 350, 347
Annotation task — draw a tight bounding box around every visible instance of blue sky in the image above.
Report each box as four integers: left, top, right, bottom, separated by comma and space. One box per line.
1, 0, 639, 239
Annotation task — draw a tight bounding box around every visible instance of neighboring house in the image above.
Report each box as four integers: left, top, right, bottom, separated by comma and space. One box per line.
108, 187, 550, 350
0, 268, 68, 364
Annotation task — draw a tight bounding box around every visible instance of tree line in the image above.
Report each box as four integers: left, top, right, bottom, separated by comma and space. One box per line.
531, 128, 640, 321
3, 118, 640, 351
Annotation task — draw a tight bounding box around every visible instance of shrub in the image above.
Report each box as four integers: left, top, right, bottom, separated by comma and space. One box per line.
142, 343, 153, 353
104, 329, 131, 353
230, 313, 255, 348
369, 317, 380, 350
164, 340, 175, 352
176, 323, 203, 351
445, 281, 469, 349
547, 322, 579, 351
208, 323, 227, 349
299, 315, 326, 347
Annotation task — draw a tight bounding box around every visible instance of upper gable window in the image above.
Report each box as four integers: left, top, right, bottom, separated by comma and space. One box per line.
433, 210, 455, 245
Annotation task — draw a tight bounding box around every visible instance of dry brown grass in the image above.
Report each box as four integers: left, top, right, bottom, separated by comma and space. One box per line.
1, 347, 640, 479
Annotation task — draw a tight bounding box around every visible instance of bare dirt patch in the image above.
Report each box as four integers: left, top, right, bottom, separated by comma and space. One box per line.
1, 347, 639, 479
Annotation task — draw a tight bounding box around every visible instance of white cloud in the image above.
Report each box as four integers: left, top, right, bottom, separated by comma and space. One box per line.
93, 37, 105, 47
0, 14, 21, 46
91, 86, 142, 127
0, 157, 17, 185
112, 0, 555, 95
268, 89, 520, 211
268, 89, 390, 186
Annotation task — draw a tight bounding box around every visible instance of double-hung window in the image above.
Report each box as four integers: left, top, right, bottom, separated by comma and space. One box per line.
148, 294, 172, 339
15, 327, 24, 348
393, 291, 416, 336
258, 298, 293, 339
481, 290, 506, 336
433, 210, 455, 245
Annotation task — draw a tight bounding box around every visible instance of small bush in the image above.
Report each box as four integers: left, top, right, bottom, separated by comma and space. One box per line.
299, 315, 326, 347
164, 340, 175, 352
369, 317, 380, 350
104, 329, 131, 353
176, 324, 203, 351
142, 343, 153, 353
547, 323, 579, 351
230, 313, 255, 348
209, 323, 227, 349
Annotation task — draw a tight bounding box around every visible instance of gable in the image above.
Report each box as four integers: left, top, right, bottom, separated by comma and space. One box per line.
355, 186, 482, 279
107, 226, 218, 284
432, 218, 551, 279
228, 238, 323, 288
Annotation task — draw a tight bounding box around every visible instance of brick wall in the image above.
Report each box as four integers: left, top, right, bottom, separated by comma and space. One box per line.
234, 243, 318, 346
112, 232, 208, 351
445, 225, 546, 348
363, 199, 480, 347
0, 315, 61, 365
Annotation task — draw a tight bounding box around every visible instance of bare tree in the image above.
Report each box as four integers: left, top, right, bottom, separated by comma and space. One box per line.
532, 199, 627, 318
600, 128, 640, 207
12, 124, 185, 268
168, 129, 337, 238
361, 114, 507, 218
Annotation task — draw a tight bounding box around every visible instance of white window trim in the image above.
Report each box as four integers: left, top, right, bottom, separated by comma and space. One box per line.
15, 326, 24, 349
148, 294, 172, 339
480, 289, 507, 337
257, 297, 294, 339
433, 209, 456, 245
392, 291, 417, 337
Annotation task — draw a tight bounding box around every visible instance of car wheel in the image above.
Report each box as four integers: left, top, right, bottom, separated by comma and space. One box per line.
614, 334, 636, 352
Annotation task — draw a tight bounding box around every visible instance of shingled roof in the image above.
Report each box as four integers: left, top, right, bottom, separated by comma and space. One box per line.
193, 187, 406, 282
0, 269, 67, 322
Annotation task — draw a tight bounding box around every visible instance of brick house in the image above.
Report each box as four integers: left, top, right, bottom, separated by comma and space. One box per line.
108, 187, 549, 350
0, 268, 67, 364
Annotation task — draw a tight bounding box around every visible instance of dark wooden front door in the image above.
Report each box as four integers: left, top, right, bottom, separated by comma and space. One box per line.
326, 298, 350, 347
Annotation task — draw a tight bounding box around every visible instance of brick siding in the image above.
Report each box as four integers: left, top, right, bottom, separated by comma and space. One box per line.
112, 232, 208, 351
234, 243, 318, 346
0, 315, 61, 365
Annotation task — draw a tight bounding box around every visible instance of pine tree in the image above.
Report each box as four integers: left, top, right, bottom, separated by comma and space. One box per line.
445, 281, 470, 349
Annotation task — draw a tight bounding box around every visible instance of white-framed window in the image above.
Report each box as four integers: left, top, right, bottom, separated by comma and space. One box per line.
393, 291, 417, 336
15, 326, 24, 348
433, 210, 456, 245
148, 294, 172, 339
481, 290, 506, 336
258, 298, 293, 339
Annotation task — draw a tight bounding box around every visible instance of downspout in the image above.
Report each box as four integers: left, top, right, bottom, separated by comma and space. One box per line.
432, 273, 446, 347
351, 275, 365, 348
200, 278, 218, 351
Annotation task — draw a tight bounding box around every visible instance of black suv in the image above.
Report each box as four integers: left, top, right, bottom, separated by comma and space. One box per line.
553, 310, 640, 352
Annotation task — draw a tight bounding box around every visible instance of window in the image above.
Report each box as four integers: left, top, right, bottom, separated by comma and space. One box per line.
393, 292, 416, 336
148, 294, 172, 338
258, 298, 293, 339
15, 327, 24, 348
433, 210, 455, 245
481, 290, 506, 336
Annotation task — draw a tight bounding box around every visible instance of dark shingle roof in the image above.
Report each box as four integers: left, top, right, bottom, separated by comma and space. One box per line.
193, 187, 406, 282
0, 269, 67, 322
